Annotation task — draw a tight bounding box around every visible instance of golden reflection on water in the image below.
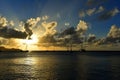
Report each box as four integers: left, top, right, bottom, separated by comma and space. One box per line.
23, 57, 38, 65
10, 55, 59, 80
0, 53, 120, 80
12, 57, 39, 65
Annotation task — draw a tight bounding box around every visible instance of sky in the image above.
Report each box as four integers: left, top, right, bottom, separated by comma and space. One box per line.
0, 0, 120, 51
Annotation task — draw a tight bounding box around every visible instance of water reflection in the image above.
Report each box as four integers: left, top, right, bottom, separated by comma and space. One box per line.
11, 56, 60, 80
0, 52, 120, 80
77, 54, 120, 80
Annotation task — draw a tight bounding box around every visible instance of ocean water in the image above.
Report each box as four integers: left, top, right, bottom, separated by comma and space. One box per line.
0, 51, 120, 80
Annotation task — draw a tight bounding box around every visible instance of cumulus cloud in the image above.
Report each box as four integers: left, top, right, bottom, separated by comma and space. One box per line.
0, 16, 8, 27
0, 16, 15, 27
0, 16, 28, 39
39, 21, 57, 43
107, 25, 120, 39
95, 25, 120, 45
76, 20, 88, 35
59, 20, 89, 45
86, 8, 96, 16
39, 20, 88, 45
24, 17, 40, 39
98, 8, 119, 21
41, 21, 57, 35
9, 20, 14, 27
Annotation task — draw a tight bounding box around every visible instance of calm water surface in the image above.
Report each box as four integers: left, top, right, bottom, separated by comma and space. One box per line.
0, 52, 120, 80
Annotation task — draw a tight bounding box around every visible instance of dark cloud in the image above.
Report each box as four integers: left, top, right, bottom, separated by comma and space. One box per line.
98, 8, 119, 21
0, 17, 41, 39
59, 20, 88, 44
24, 17, 40, 39
59, 27, 80, 43
0, 27, 27, 39
86, 0, 108, 7
24, 23, 33, 39
60, 27, 76, 36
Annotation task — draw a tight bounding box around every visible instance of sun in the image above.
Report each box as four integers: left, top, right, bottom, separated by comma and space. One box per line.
20, 34, 39, 46
19, 34, 40, 50
21, 34, 39, 45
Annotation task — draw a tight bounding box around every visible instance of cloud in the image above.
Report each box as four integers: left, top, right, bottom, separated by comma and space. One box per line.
59, 20, 89, 45
65, 22, 70, 26
86, 0, 108, 7
0, 16, 41, 39
87, 34, 96, 42
9, 20, 14, 27
39, 35, 56, 43
0, 16, 8, 27
0, 16, 28, 39
39, 21, 57, 43
98, 8, 119, 21
107, 25, 120, 38
60, 27, 76, 36
96, 6, 105, 14
76, 20, 88, 35
0, 27, 27, 39
42, 15, 49, 21
79, 6, 105, 18
86, 0, 97, 6
0, 16, 15, 27
0, 38, 20, 48
24, 17, 40, 39
94, 25, 120, 45
86, 8, 96, 16
79, 11, 86, 18
41, 21, 57, 35
39, 20, 88, 45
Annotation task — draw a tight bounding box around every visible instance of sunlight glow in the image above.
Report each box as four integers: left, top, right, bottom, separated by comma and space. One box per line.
21, 34, 39, 45
19, 34, 40, 50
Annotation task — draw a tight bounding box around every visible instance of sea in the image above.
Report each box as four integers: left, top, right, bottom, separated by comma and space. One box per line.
0, 51, 120, 80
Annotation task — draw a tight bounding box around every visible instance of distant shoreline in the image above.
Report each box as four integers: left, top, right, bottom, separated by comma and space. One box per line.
0, 50, 120, 52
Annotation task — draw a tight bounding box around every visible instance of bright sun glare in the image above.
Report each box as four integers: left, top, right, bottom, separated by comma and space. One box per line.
21, 34, 39, 45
